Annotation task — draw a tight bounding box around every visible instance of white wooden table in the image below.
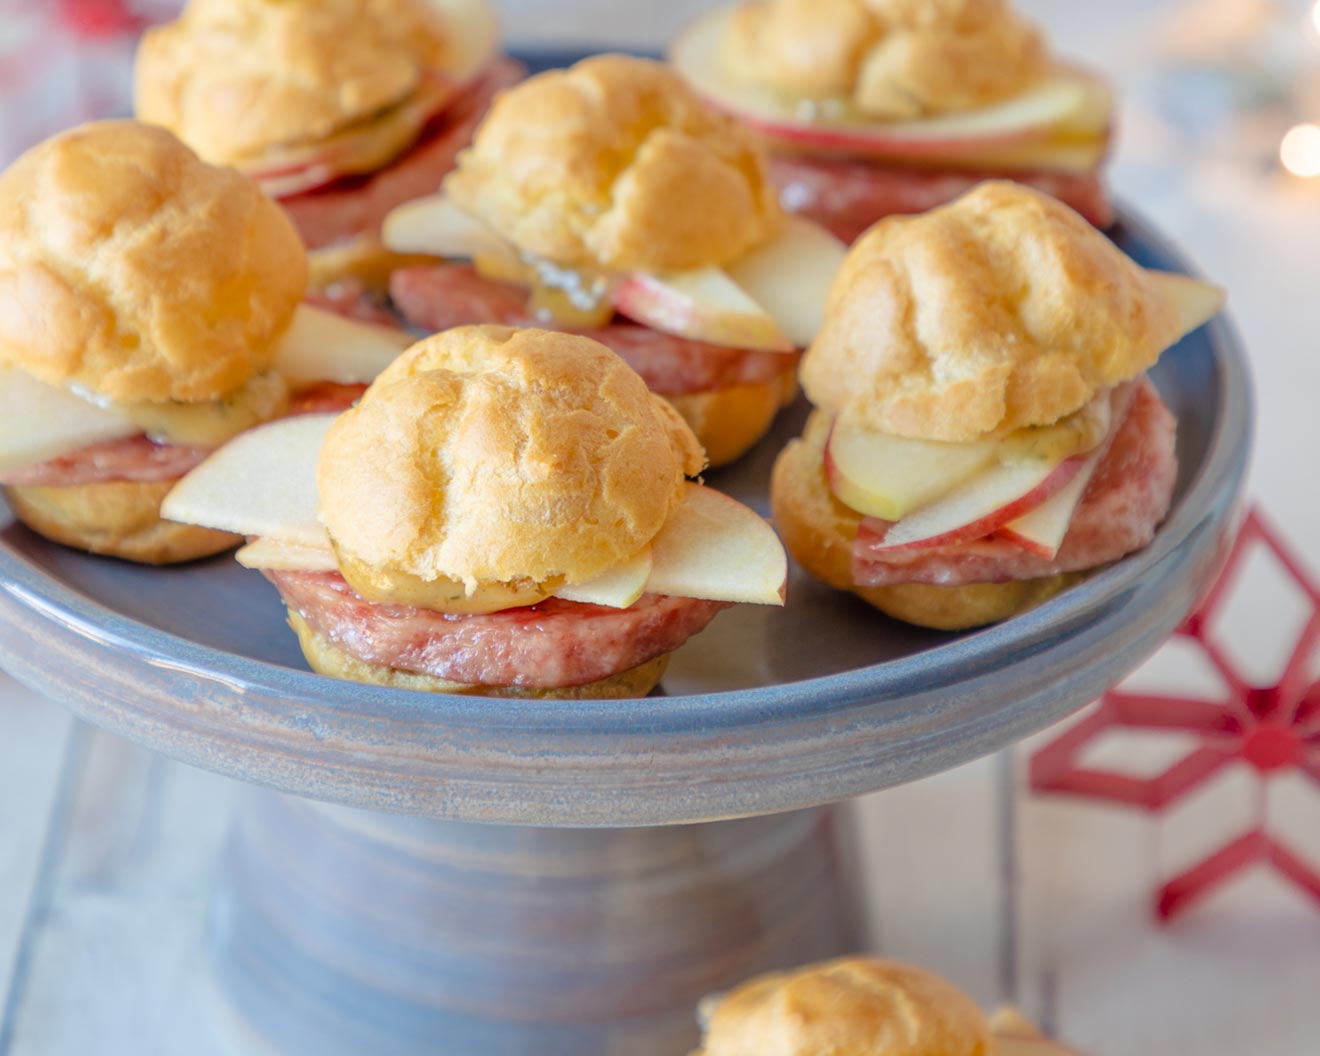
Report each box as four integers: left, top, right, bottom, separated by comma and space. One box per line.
3, 1, 1320, 1052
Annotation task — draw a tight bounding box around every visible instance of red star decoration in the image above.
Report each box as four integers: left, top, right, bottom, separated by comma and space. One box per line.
57, 0, 149, 38
1030, 508, 1320, 922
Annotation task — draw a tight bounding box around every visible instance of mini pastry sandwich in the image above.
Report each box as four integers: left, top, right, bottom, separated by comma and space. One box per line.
162, 325, 787, 698
671, 0, 1115, 241
771, 182, 1225, 631
382, 55, 849, 468
0, 121, 418, 564
135, 0, 519, 298
693, 956, 1086, 1055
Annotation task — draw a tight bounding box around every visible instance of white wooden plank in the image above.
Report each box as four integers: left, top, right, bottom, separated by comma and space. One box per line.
3, 729, 239, 1056
854, 755, 1008, 1009
0, 675, 73, 1013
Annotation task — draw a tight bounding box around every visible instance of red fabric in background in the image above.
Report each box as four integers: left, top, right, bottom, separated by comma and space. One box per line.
0, 1, 179, 165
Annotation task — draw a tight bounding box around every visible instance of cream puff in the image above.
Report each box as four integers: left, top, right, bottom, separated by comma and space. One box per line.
163, 325, 787, 697
771, 182, 1225, 630
381, 55, 848, 468
671, 0, 1115, 241
0, 121, 419, 563
135, 0, 521, 300
694, 956, 1086, 1055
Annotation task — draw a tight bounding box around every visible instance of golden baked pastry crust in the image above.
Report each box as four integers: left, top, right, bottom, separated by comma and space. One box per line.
0, 121, 306, 405
288, 610, 670, 698
664, 369, 795, 468
770, 411, 1082, 629
803, 182, 1184, 443
135, 0, 456, 165
695, 956, 993, 1056
5, 479, 240, 565
317, 325, 705, 594
721, 0, 1045, 120
445, 55, 783, 273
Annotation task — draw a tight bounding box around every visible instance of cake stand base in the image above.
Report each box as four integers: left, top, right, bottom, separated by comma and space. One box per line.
211, 791, 866, 1055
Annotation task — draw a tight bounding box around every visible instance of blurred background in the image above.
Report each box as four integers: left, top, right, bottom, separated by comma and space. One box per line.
1, 2, 1319, 1054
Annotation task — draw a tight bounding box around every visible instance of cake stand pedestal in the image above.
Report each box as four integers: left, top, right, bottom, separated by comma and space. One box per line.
213, 793, 861, 1055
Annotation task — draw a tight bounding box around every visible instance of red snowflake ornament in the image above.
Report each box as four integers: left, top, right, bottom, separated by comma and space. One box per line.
1030, 508, 1320, 922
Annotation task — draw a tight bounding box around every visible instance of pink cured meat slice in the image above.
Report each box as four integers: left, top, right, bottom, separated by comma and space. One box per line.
281, 59, 525, 249
0, 435, 211, 487
772, 155, 1112, 242
389, 263, 799, 395
851, 378, 1177, 587
268, 570, 731, 688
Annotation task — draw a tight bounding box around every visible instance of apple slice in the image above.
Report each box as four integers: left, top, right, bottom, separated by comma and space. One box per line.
236, 535, 338, 573
825, 418, 999, 522
554, 547, 653, 609
161, 414, 336, 544
613, 268, 794, 352
382, 195, 515, 262
877, 456, 1083, 551
725, 218, 847, 347
273, 305, 414, 386
998, 444, 1105, 559
0, 369, 139, 476
1149, 271, 1226, 343
645, 483, 787, 605
248, 74, 461, 198
428, 0, 502, 87
670, 9, 1108, 162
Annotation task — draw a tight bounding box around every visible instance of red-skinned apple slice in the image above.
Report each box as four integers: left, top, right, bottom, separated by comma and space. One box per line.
825, 417, 999, 522
247, 74, 462, 198
997, 444, 1105, 559
613, 268, 794, 352
670, 9, 1110, 163
876, 456, 1084, 552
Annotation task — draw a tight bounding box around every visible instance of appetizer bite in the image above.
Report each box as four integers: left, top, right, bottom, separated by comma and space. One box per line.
135, 0, 519, 299
383, 55, 847, 467
671, 0, 1115, 241
0, 121, 415, 564
163, 326, 787, 698
694, 956, 1085, 1055
771, 182, 1224, 630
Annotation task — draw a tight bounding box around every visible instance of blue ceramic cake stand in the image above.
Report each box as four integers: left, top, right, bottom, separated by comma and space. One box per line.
0, 193, 1249, 1052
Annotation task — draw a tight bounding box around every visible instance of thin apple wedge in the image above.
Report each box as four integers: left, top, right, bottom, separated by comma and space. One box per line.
1148, 271, 1226, 343
236, 535, 338, 572
161, 413, 336, 544
555, 548, 654, 609
0, 369, 140, 476
725, 218, 847, 347
429, 0, 502, 86
382, 194, 514, 261
613, 268, 794, 352
273, 305, 414, 386
825, 418, 999, 522
998, 444, 1106, 558
646, 483, 787, 605
877, 456, 1083, 551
